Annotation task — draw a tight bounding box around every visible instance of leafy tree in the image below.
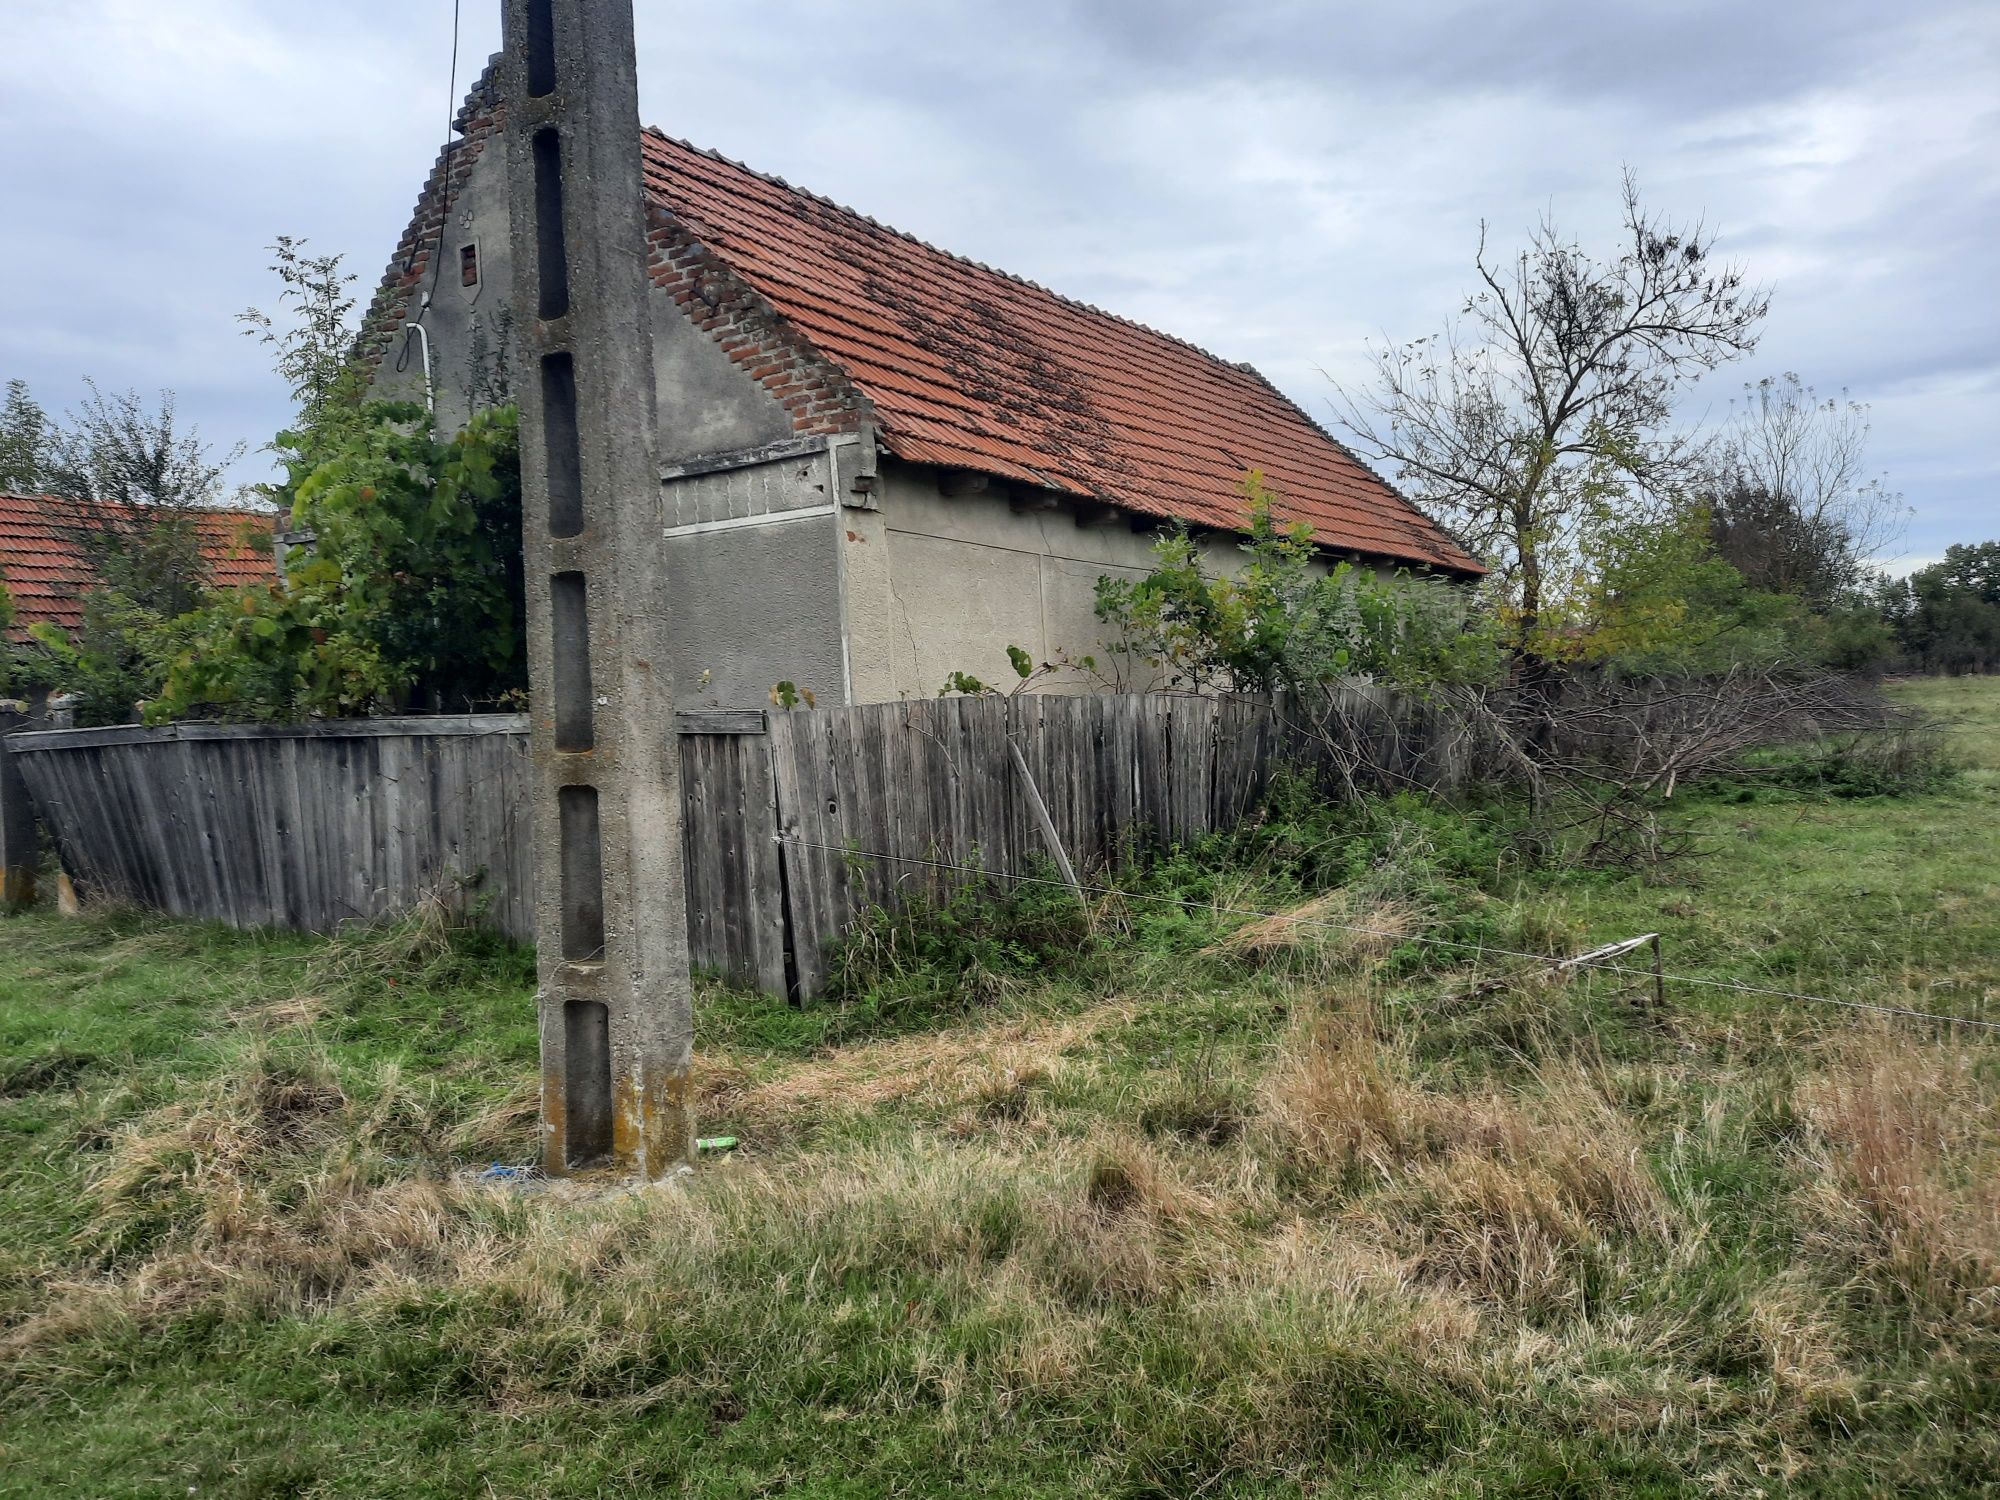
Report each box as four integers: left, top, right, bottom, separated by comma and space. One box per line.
238, 237, 363, 466
41, 379, 244, 516
0, 379, 256, 723
0, 575, 59, 704
134, 233, 530, 724
23, 592, 185, 724
0, 379, 50, 492
38, 379, 249, 620
1334, 174, 1769, 654
150, 403, 525, 721
0, 578, 54, 700
1559, 505, 1805, 673
1810, 599, 1900, 675
1891, 542, 2000, 675
1916, 540, 2000, 607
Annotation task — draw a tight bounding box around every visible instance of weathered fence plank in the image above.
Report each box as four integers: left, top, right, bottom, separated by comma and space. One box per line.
7, 688, 1470, 1000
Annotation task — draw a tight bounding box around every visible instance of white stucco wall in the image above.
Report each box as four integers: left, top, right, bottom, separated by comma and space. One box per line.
840, 462, 1270, 701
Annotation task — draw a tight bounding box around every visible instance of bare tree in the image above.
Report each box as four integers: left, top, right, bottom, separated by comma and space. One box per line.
1705, 373, 1906, 606
1334, 174, 1769, 652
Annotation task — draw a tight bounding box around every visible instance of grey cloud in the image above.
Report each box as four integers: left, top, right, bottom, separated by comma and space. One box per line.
0, 0, 1992, 559
1040, 0, 1901, 109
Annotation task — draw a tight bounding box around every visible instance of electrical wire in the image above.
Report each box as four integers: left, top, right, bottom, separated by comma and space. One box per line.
429, 0, 464, 307
772, 835, 2000, 1034
397, 0, 464, 377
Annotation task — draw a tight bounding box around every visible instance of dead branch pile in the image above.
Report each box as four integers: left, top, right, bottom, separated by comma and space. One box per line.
1275, 665, 1937, 867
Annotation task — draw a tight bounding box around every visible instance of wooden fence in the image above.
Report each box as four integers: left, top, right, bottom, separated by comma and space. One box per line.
7, 715, 536, 938
5, 688, 1458, 999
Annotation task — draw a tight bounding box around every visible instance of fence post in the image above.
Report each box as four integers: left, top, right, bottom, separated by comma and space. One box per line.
0, 706, 40, 909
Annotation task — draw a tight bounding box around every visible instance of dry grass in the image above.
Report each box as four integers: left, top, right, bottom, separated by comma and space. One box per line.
1256, 991, 1444, 1180
695, 992, 1141, 1140
1208, 890, 1418, 964
4, 1042, 483, 1368
1794, 1031, 2000, 1314
0, 994, 1953, 1494
1258, 988, 1675, 1316
234, 992, 327, 1033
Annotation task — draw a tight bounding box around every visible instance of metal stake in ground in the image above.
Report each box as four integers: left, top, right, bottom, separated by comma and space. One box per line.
501, 0, 694, 1178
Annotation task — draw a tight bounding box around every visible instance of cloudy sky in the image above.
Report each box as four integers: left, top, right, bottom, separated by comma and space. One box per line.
3, 0, 1994, 567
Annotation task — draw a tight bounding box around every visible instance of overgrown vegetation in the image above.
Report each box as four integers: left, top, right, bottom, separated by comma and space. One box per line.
1090, 474, 1502, 694
236, 235, 365, 463
149, 402, 526, 720
4, 239, 527, 725
1313, 172, 1990, 687
2, 679, 1993, 1497
0, 379, 252, 722
1332, 171, 1771, 658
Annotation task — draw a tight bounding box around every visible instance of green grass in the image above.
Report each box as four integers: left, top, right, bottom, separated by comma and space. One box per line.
1894, 672, 2000, 772
2, 680, 1996, 1497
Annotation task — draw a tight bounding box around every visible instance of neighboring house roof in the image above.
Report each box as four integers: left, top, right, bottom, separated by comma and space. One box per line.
0, 493, 276, 635
639, 131, 1484, 575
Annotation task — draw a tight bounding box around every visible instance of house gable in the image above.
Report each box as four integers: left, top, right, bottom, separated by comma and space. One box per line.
645, 193, 876, 464
361, 67, 871, 474
358, 64, 510, 399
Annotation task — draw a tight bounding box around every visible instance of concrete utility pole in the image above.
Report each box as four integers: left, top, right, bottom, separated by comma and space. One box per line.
501, 0, 694, 1178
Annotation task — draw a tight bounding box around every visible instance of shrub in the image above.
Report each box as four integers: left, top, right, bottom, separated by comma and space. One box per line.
149, 403, 525, 721
826, 864, 1093, 1025
1747, 725, 1956, 799
1093, 473, 1504, 696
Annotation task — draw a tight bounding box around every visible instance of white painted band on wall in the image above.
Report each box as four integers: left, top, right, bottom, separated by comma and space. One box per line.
661, 503, 837, 540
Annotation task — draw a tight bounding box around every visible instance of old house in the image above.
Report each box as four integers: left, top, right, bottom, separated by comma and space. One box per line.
362, 65, 1481, 709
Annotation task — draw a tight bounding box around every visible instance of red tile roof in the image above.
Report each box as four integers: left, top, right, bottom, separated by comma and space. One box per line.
640, 131, 1483, 575
0, 493, 276, 635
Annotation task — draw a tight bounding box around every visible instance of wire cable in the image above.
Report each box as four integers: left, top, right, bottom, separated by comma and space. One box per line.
397, 0, 464, 379
772, 834, 2000, 1034
428, 0, 464, 307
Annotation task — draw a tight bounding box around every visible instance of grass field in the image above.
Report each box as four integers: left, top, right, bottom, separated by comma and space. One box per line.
1, 679, 1995, 1497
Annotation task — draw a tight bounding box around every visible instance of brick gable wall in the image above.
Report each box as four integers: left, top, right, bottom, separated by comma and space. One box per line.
643, 211, 874, 439
356, 64, 507, 381
359, 62, 873, 449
